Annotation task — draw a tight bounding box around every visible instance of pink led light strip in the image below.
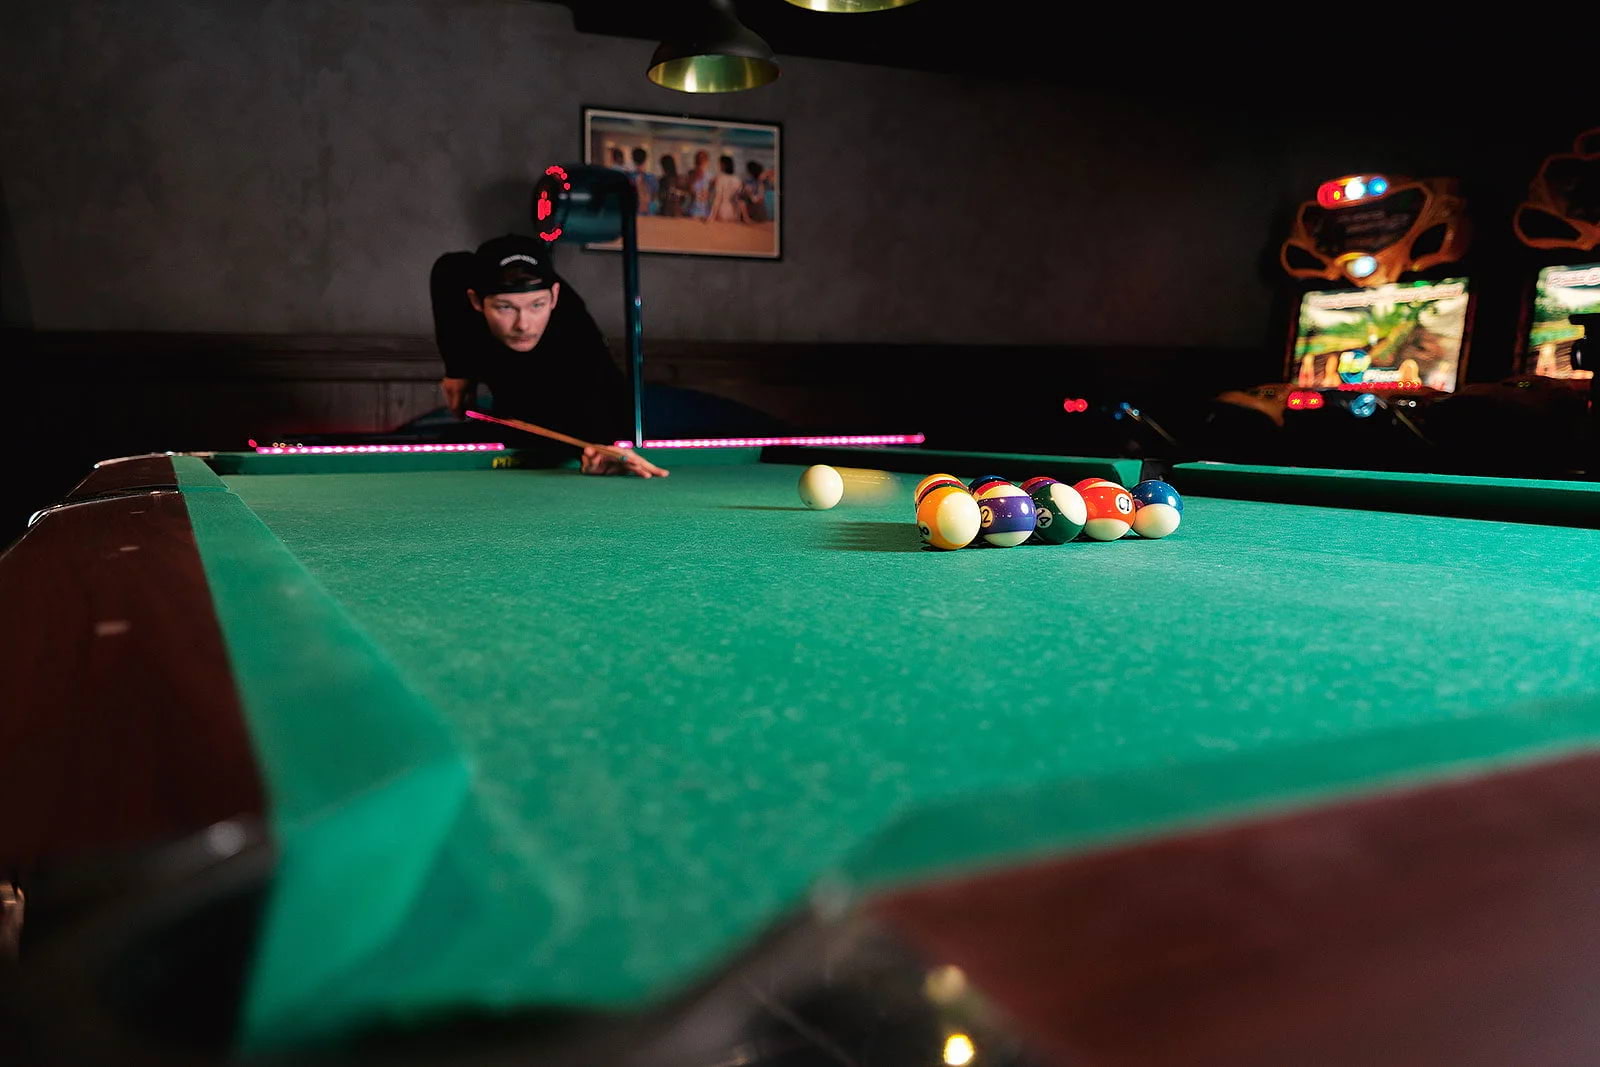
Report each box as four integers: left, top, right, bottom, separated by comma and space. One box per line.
611, 434, 926, 450
253, 443, 506, 455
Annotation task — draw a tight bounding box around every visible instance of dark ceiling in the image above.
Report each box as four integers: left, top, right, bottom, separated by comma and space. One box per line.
549, 0, 1240, 87
547, 1, 1533, 104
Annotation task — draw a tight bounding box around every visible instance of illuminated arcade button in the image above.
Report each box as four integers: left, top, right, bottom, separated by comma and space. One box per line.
1346, 254, 1379, 280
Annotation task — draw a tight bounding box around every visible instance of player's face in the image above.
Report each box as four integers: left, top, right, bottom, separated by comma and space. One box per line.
471, 285, 560, 352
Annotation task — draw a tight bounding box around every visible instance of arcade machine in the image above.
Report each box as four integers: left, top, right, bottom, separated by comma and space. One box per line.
1206, 170, 1475, 470
1274, 171, 1474, 469
1425, 128, 1598, 478
1513, 128, 1598, 475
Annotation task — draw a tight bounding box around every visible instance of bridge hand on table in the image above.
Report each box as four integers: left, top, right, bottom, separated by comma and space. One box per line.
581, 446, 670, 478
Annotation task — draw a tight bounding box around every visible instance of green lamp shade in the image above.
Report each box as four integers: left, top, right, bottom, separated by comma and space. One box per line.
647, 0, 779, 93
783, 0, 923, 9
647, 53, 779, 93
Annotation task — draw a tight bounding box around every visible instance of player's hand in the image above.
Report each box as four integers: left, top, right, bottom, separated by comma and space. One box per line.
581, 446, 670, 478
440, 378, 476, 419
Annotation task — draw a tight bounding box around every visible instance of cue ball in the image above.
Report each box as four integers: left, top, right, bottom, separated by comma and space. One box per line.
798, 464, 845, 509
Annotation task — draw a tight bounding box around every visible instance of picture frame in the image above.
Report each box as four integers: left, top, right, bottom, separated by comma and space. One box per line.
582, 106, 781, 260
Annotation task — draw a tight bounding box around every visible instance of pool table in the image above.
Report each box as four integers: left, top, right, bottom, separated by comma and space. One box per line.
4, 446, 1600, 1066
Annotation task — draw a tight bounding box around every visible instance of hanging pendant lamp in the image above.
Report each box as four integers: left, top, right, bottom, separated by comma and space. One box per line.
783, 0, 924, 10
648, 0, 780, 93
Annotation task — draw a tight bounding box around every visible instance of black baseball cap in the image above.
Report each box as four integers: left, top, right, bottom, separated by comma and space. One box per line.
473, 234, 557, 295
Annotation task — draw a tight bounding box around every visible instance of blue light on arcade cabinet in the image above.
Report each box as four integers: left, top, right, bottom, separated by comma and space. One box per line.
1348, 393, 1379, 418
1346, 254, 1380, 281
1368, 176, 1389, 196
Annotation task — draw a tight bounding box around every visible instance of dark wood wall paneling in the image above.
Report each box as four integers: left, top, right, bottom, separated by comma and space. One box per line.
27, 333, 447, 449
22, 330, 1271, 442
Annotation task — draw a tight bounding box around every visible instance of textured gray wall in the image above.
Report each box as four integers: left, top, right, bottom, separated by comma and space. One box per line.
1, 0, 1292, 345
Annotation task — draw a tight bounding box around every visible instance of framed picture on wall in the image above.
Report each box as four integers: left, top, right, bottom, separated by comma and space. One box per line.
582, 106, 781, 259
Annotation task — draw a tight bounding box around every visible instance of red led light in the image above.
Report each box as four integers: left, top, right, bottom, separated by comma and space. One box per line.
539, 227, 563, 242
544, 165, 567, 179
1062, 398, 1089, 414
1287, 390, 1325, 410
254, 443, 505, 456
1335, 380, 1420, 391
536, 193, 552, 221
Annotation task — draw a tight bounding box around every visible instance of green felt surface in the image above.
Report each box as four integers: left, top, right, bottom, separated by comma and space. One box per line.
204, 460, 1600, 1047
181, 490, 471, 1051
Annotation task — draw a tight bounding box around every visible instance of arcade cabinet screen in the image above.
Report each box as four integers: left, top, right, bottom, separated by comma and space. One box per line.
1291, 279, 1470, 393
1524, 262, 1600, 379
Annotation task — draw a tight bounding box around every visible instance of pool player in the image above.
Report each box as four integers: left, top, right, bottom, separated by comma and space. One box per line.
431, 234, 667, 478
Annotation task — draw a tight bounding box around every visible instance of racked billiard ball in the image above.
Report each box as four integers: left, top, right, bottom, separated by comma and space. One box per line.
974, 482, 1036, 547
1030, 482, 1087, 544
917, 485, 981, 550
1079, 483, 1135, 540
1130, 479, 1182, 511
914, 473, 968, 507
968, 474, 1012, 495
1130, 479, 1183, 539
1072, 477, 1123, 495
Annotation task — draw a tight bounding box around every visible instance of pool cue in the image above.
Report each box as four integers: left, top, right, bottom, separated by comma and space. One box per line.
464, 411, 631, 460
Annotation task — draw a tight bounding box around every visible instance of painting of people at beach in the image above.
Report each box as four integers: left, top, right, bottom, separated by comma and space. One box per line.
584, 107, 780, 259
